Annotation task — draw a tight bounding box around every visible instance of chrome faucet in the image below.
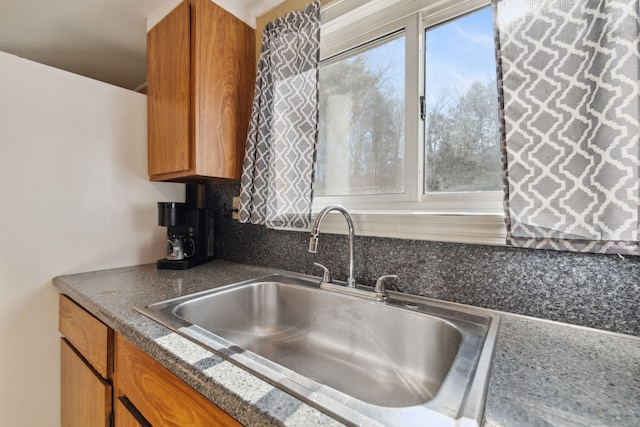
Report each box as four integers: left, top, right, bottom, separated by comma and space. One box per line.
309, 204, 356, 287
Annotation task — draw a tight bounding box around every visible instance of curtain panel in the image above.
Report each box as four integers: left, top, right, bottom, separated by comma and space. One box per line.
494, 0, 640, 254
238, 0, 321, 229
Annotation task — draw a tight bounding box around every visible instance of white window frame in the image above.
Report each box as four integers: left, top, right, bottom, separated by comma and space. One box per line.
307, 0, 506, 245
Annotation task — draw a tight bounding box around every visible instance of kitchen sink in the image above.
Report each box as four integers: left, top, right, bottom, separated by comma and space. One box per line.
137, 271, 499, 427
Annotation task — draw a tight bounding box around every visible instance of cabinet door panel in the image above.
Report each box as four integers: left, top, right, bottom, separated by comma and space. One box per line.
147, 0, 191, 176
191, 0, 255, 179
116, 334, 241, 427
61, 339, 112, 427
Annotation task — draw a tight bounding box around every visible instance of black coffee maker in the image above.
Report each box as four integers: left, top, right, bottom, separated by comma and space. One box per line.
157, 184, 214, 270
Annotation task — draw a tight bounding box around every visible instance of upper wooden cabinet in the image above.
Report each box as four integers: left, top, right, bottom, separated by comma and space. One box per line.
147, 0, 255, 182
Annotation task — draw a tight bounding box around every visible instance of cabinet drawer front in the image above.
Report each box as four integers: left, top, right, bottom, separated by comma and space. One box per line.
61, 338, 112, 427
115, 334, 241, 427
59, 294, 112, 378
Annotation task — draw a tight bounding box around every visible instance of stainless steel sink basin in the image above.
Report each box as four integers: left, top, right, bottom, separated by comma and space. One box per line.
138, 271, 499, 427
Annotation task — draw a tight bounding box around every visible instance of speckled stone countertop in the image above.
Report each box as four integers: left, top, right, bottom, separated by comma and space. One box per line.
53, 260, 640, 426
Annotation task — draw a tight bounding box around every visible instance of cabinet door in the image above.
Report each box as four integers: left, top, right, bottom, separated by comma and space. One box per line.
61, 339, 112, 427
115, 334, 241, 427
147, 0, 191, 177
191, 0, 255, 180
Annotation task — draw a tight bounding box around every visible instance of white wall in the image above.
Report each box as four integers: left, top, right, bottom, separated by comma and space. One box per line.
0, 51, 184, 427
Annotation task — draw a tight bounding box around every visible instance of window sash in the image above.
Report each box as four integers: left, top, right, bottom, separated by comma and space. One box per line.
316, 13, 420, 206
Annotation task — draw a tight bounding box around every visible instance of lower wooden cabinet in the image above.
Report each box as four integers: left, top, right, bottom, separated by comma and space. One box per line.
115, 396, 151, 427
59, 295, 241, 427
114, 334, 241, 427
60, 338, 113, 427
59, 295, 114, 427
59, 294, 112, 379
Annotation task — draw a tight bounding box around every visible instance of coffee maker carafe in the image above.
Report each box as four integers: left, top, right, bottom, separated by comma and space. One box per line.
157, 185, 214, 270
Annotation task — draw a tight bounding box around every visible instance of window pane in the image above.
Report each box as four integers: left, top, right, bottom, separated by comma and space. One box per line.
424, 7, 501, 193
315, 33, 405, 196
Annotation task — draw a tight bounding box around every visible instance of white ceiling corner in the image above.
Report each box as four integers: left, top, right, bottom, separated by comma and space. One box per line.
0, 0, 284, 91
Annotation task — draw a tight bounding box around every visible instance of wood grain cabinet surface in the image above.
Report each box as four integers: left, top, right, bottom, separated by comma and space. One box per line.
59, 295, 241, 427
147, 0, 255, 183
115, 396, 151, 427
59, 295, 114, 427
115, 333, 241, 427
61, 339, 113, 427
59, 294, 113, 378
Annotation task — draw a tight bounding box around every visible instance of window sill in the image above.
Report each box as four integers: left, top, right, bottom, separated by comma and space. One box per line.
277, 211, 507, 246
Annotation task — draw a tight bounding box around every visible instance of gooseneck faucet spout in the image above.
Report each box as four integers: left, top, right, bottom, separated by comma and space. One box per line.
309, 204, 356, 288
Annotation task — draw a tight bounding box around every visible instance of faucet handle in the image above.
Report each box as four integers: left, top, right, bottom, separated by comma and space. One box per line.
374, 274, 398, 301
314, 263, 332, 283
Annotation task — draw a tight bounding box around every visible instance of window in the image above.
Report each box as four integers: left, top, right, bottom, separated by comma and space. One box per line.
314, 0, 505, 244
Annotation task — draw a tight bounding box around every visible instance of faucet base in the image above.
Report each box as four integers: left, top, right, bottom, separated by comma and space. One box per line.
319, 281, 385, 301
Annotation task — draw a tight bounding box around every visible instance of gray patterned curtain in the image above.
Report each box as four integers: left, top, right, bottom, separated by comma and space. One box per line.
238, 0, 320, 229
494, 0, 640, 254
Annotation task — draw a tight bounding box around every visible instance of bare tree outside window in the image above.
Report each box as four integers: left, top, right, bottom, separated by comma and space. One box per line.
315, 33, 405, 196
424, 7, 501, 193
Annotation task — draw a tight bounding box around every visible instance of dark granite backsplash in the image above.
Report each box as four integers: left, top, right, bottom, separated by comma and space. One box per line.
207, 184, 639, 337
